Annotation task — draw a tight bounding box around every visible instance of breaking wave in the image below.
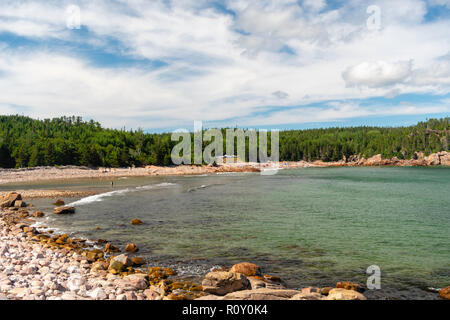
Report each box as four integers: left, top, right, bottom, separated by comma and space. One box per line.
68, 183, 177, 206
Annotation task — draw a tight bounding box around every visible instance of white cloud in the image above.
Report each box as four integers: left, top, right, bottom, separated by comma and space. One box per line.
342, 60, 413, 88
0, 0, 449, 129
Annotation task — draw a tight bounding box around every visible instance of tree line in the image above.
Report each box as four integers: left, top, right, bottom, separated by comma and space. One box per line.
0, 115, 448, 168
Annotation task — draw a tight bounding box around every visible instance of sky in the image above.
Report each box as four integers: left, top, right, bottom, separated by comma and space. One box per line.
0, 0, 449, 132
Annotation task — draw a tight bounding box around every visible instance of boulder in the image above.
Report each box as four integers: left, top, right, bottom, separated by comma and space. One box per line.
124, 274, 149, 290
229, 262, 261, 277
223, 288, 301, 300
130, 218, 144, 225
132, 257, 146, 266
14, 200, 26, 208
290, 292, 323, 300
125, 243, 139, 253
439, 286, 450, 300
111, 254, 132, 267
104, 243, 120, 253
440, 152, 450, 166
195, 295, 224, 300
144, 289, 163, 300
202, 271, 250, 296
53, 206, 75, 215
53, 199, 65, 206
326, 288, 367, 300
366, 154, 383, 166
248, 277, 266, 290
320, 287, 334, 296
336, 281, 365, 293
33, 211, 45, 218
1, 192, 22, 208
88, 288, 107, 300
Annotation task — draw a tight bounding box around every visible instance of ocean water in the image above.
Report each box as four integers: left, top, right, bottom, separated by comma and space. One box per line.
2, 167, 449, 299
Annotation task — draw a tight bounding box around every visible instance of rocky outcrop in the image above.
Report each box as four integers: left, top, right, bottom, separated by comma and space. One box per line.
53, 206, 75, 215
230, 262, 261, 277
202, 271, 249, 296
1, 192, 22, 208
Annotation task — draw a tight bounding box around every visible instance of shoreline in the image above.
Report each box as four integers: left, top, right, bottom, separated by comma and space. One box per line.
0, 192, 373, 301
1, 192, 449, 300
0, 151, 449, 186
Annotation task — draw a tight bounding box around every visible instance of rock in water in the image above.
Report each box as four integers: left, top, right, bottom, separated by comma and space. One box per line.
53, 206, 75, 214
230, 262, 261, 277
439, 286, 450, 300
53, 199, 65, 206
130, 218, 144, 225
202, 271, 250, 296
125, 243, 139, 253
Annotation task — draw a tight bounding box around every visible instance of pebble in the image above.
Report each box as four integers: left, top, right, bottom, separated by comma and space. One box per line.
0, 212, 151, 301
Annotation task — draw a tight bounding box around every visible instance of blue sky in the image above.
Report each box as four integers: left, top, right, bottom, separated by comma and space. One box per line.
0, 0, 449, 132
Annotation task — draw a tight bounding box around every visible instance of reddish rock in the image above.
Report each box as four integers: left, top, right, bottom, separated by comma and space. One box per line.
33, 211, 45, 218
326, 288, 366, 300
53, 199, 65, 206
320, 287, 334, 296
132, 257, 146, 266
53, 206, 75, 215
125, 243, 139, 253
130, 218, 144, 225
439, 286, 450, 300
230, 262, 261, 277
104, 243, 120, 253
301, 286, 321, 294
336, 281, 365, 293
202, 271, 250, 296
0, 192, 22, 208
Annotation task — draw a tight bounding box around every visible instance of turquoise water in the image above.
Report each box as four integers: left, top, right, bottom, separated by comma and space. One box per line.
2, 167, 449, 299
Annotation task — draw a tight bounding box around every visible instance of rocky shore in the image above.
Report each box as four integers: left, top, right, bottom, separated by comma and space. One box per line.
1, 192, 449, 301
283, 151, 450, 168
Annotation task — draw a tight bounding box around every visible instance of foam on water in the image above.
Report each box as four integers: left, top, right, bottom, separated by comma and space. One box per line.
68, 183, 178, 206
68, 189, 132, 206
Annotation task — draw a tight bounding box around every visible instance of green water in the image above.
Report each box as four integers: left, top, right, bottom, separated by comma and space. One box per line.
2, 167, 449, 299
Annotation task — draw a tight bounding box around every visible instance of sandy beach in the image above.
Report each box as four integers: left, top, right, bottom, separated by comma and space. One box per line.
0, 164, 261, 186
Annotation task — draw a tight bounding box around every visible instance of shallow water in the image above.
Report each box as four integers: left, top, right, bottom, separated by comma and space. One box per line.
2, 167, 449, 299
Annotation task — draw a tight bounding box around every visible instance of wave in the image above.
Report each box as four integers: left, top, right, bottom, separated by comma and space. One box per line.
68, 182, 177, 206
187, 184, 208, 192
136, 182, 177, 190
68, 189, 132, 206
